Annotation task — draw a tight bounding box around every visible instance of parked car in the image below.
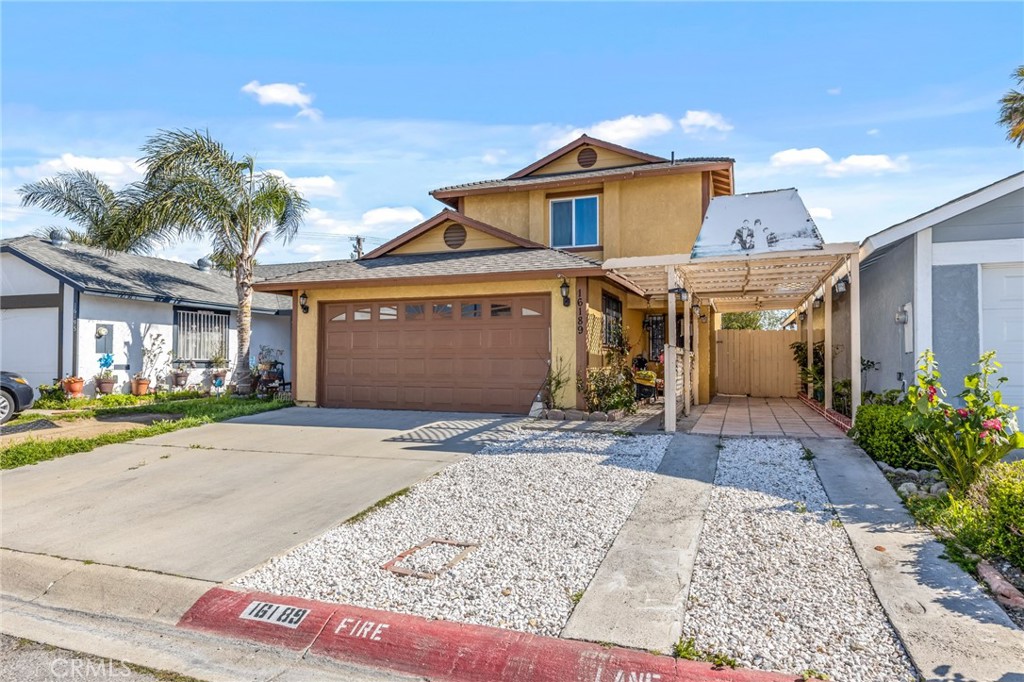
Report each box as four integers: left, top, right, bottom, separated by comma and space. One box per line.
1, 371, 35, 424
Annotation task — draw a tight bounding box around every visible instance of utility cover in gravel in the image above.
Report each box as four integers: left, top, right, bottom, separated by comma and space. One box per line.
680, 438, 916, 682
236, 430, 670, 636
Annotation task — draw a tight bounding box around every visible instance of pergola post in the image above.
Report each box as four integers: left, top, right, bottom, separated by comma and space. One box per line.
665, 266, 678, 432
682, 296, 691, 416
806, 303, 813, 397
849, 253, 862, 421
824, 283, 833, 411
692, 304, 700, 407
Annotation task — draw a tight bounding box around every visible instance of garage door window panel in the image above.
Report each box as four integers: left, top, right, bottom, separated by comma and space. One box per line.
490, 302, 513, 318
379, 305, 398, 320
461, 303, 482, 319
353, 306, 372, 321
432, 303, 453, 320
405, 304, 425, 321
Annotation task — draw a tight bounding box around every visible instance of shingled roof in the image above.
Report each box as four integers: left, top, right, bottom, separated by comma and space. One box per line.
430, 158, 735, 206
254, 247, 607, 290
2, 236, 292, 313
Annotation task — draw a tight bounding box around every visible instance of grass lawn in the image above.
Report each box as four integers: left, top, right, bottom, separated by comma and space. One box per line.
1, 397, 292, 470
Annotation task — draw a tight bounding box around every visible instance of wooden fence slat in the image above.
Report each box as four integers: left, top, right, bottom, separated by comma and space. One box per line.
716, 329, 800, 397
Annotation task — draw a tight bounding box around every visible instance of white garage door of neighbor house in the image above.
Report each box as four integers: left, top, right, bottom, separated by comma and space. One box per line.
982, 264, 1024, 411
0, 307, 59, 394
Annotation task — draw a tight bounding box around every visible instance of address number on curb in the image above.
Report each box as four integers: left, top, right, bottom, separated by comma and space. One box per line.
239, 600, 310, 629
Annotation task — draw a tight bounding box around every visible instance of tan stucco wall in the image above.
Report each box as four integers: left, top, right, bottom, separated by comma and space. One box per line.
294, 279, 578, 408
458, 173, 703, 260
460, 193, 532, 239
390, 222, 516, 255
529, 146, 647, 176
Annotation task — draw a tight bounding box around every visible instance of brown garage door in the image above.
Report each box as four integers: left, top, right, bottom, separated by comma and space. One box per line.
320, 295, 551, 414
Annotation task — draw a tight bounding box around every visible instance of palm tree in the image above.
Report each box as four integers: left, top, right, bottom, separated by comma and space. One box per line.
998, 65, 1024, 148
140, 129, 308, 393
17, 170, 158, 253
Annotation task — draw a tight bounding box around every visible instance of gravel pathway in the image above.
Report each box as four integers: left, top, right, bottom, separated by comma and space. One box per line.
680, 438, 916, 682
237, 430, 670, 636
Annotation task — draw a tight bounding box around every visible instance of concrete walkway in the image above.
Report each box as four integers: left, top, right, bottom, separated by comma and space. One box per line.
688, 396, 845, 437
561, 433, 719, 651
805, 437, 1024, 682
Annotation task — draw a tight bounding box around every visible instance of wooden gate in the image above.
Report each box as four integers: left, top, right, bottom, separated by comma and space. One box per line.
716, 329, 801, 397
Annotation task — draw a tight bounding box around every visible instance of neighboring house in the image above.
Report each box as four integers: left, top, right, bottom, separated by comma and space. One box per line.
0, 234, 296, 396
256, 135, 735, 413
801, 172, 1024, 409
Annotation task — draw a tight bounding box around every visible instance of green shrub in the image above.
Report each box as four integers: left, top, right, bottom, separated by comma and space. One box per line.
852, 404, 923, 468
34, 383, 71, 409
972, 462, 1024, 566
93, 394, 144, 408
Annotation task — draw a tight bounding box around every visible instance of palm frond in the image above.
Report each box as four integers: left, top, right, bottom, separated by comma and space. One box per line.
998, 65, 1024, 148
18, 170, 117, 231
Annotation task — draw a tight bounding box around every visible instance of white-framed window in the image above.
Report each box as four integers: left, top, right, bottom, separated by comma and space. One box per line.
175, 309, 229, 362
550, 195, 599, 248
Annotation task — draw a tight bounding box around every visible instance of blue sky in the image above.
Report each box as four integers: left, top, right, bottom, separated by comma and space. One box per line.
2, 2, 1022, 264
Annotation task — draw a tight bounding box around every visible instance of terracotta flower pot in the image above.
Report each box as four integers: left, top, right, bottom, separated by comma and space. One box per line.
131, 378, 151, 396
95, 377, 116, 395
62, 377, 85, 398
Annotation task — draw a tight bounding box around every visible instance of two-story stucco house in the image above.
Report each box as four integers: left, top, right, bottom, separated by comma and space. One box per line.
255, 136, 735, 413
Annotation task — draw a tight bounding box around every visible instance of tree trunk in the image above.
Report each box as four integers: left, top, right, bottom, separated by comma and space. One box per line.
234, 262, 255, 395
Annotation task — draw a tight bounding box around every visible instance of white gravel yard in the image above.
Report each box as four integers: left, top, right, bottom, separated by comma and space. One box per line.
236, 429, 670, 636
680, 438, 916, 682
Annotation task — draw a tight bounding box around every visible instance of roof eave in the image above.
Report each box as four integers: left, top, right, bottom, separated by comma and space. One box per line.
252, 267, 610, 292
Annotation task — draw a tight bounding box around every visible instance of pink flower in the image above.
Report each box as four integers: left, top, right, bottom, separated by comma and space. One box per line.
979, 430, 990, 442
982, 418, 1003, 432
927, 385, 937, 403
957, 408, 969, 419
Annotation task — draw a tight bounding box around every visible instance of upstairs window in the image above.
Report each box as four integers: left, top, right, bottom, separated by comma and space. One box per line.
551, 196, 599, 248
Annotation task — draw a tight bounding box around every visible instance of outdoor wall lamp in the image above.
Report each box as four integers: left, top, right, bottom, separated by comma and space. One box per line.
668, 286, 689, 302
699, 314, 709, 323
895, 307, 909, 325
691, 304, 701, 316
299, 291, 309, 314
798, 311, 807, 322
833, 276, 849, 295
95, 326, 108, 339
558, 276, 571, 307
812, 297, 823, 309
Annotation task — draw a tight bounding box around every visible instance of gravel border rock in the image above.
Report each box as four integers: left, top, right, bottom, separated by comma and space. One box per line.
679, 438, 916, 682
236, 429, 670, 636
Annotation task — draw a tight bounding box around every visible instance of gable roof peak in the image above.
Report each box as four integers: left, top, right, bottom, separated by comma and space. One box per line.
361, 208, 544, 260
505, 135, 668, 180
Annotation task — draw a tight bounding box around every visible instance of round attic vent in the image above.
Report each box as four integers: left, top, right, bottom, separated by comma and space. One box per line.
577, 147, 598, 168
444, 223, 467, 249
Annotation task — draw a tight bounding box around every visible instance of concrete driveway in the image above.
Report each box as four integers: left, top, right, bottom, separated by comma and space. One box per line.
1, 408, 519, 582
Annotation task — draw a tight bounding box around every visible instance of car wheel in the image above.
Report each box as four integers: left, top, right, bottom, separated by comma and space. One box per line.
0, 389, 13, 424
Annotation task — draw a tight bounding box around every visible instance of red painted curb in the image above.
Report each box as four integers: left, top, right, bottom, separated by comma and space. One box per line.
179, 587, 796, 682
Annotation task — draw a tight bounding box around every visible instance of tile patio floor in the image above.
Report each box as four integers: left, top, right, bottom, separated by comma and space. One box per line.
686, 396, 847, 438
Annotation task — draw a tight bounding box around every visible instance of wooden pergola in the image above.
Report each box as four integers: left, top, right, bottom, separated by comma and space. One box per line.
604, 242, 862, 432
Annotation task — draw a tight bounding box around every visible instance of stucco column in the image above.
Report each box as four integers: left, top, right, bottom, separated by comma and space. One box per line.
692, 304, 700, 407
850, 253, 862, 421
824, 283, 833, 411
682, 300, 691, 416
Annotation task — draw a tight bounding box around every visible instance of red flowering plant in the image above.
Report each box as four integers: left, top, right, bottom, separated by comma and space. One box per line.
904, 350, 1024, 495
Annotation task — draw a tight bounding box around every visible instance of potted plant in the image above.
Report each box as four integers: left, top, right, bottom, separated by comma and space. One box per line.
132, 333, 166, 396
94, 353, 116, 395
170, 355, 193, 388
62, 374, 85, 398
209, 345, 229, 383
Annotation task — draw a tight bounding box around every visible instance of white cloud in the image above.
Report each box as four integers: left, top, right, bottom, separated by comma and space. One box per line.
827, 87, 842, 96
678, 110, 734, 134
770, 147, 833, 168
867, 128, 881, 136
825, 154, 909, 176
14, 153, 144, 186
266, 169, 342, 198
362, 206, 424, 227
549, 113, 674, 148
242, 80, 322, 121
292, 243, 323, 255
808, 207, 834, 220
481, 150, 506, 165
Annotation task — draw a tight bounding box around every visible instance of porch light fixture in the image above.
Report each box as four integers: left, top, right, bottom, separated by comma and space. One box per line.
668, 286, 689, 302
558, 276, 571, 307
812, 297, 823, 309
895, 307, 909, 325
699, 314, 708, 323
798, 311, 807, 322
833, 276, 849, 295
691, 304, 701, 316
299, 291, 309, 314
